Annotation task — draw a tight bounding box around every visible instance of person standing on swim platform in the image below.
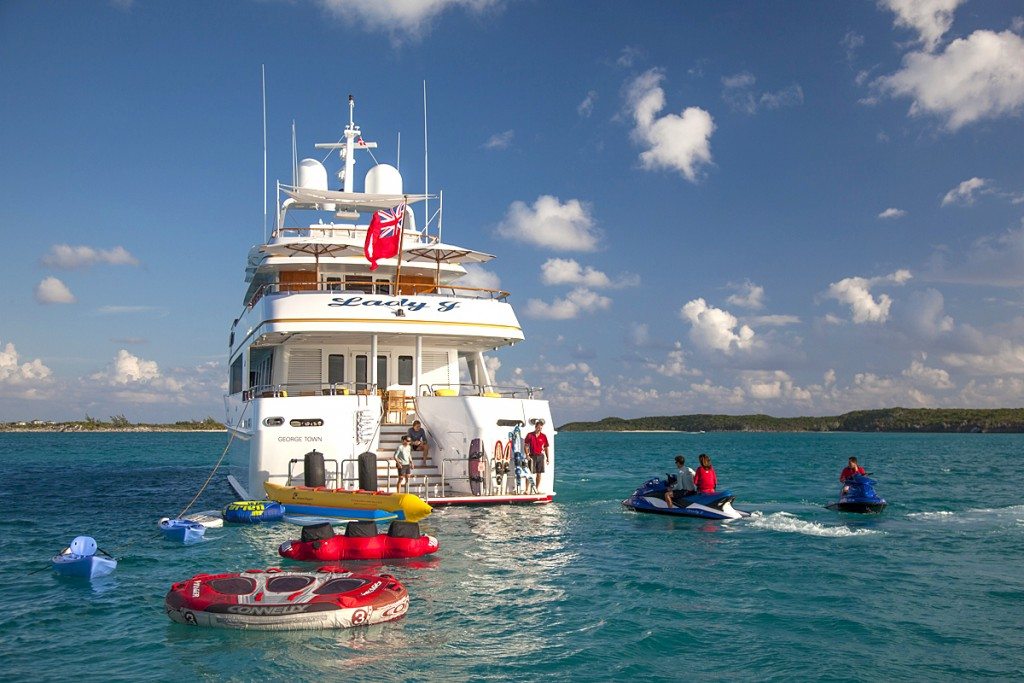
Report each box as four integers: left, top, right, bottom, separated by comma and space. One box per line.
394, 435, 413, 493
525, 419, 549, 492
664, 455, 696, 508
693, 453, 717, 493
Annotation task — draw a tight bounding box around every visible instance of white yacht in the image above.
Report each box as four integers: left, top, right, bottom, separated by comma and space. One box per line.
224, 97, 554, 506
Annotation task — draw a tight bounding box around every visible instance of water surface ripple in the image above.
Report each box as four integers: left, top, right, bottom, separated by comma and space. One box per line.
0, 431, 1022, 680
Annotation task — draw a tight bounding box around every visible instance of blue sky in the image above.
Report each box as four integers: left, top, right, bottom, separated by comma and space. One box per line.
2, 0, 1023, 422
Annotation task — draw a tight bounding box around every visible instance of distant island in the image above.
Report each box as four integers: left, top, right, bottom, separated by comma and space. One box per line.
558, 408, 1024, 433
0, 415, 226, 432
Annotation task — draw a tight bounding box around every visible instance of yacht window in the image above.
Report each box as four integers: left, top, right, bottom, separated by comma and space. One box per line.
345, 275, 373, 293
229, 356, 243, 394
325, 277, 342, 292
398, 355, 413, 385
328, 354, 345, 385
355, 355, 367, 390
375, 279, 391, 295
354, 354, 389, 390
250, 347, 274, 391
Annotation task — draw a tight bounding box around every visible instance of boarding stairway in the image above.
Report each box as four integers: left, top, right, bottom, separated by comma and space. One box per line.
375, 425, 453, 498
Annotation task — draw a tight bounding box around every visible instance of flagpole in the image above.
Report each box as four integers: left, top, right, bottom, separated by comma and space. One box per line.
394, 197, 409, 295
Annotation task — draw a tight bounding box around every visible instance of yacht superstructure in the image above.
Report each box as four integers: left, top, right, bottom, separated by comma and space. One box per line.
224, 97, 554, 505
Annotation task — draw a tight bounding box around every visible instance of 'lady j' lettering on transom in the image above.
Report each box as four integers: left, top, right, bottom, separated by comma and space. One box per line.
329, 296, 460, 313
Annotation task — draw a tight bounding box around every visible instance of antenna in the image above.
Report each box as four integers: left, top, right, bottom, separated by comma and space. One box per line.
396, 132, 401, 172
423, 80, 429, 236
291, 120, 297, 185
261, 65, 268, 242
438, 189, 444, 242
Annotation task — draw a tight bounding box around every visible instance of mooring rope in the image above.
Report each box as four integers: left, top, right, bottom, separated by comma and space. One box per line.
176, 401, 250, 519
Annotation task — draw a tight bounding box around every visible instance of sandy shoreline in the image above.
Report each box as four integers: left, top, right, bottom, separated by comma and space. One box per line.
0, 428, 227, 433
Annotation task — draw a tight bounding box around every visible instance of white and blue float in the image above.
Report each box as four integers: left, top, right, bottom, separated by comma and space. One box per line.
158, 518, 207, 544
52, 536, 117, 578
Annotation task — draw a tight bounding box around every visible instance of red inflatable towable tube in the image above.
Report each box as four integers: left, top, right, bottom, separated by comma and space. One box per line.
165, 565, 408, 630
279, 520, 439, 562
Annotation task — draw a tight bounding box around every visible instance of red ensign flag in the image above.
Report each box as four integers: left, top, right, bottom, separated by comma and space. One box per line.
363, 203, 406, 271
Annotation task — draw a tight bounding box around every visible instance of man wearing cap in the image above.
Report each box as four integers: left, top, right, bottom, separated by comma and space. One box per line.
525, 419, 550, 492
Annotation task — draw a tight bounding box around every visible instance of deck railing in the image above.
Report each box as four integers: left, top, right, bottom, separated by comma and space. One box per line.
242, 382, 378, 401
421, 383, 542, 399
240, 382, 542, 401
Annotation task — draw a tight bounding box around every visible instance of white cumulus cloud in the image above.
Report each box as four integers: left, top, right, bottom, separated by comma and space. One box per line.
0, 341, 52, 386
941, 177, 989, 206
540, 258, 611, 288
41, 244, 139, 269
902, 359, 954, 389
875, 30, 1024, 131
880, 0, 965, 52
647, 341, 700, 377
458, 264, 502, 291
878, 207, 907, 219
495, 195, 600, 251
317, 0, 497, 42
726, 281, 765, 309
626, 69, 715, 183
680, 298, 756, 353
539, 258, 638, 289
93, 349, 161, 385
825, 269, 912, 323
525, 287, 611, 320
35, 277, 76, 304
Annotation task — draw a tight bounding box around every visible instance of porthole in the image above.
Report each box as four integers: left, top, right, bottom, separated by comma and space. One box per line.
289, 418, 324, 427
262, 417, 284, 427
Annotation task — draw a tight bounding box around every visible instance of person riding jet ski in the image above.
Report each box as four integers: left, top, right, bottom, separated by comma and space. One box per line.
664, 455, 696, 508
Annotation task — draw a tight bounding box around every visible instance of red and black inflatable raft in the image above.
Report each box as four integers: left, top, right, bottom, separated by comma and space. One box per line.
165, 566, 408, 630
279, 521, 439, 562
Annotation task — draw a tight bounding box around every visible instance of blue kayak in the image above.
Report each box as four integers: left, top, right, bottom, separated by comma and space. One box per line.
52, 536, 117, 578
159, 518, 207, 544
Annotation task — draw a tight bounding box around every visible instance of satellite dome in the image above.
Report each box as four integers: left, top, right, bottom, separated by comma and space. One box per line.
364, 164, 403, 195
297, 158, 328, 191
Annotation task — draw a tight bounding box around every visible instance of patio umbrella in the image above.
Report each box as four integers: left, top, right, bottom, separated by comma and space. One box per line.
261, 238, 365, 284
401, 242, 496, 294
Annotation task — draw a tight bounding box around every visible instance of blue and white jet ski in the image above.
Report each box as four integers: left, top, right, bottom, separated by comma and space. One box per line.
826, 473, 887, 513
622, 476, 750, 520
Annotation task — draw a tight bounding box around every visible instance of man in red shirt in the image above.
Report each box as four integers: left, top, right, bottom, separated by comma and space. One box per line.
839, 457, 866, 482
524, 419, 550, 492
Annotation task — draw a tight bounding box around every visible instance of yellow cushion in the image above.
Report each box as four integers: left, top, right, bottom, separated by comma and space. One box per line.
482, 392, 500, 398
434, 389, 457, 396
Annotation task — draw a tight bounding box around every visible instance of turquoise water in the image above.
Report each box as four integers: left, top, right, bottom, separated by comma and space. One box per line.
1, 431, 1022, 680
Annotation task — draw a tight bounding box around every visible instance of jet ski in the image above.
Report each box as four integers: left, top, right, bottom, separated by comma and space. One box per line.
826, 473, 887, 513
622, 476, 750, 520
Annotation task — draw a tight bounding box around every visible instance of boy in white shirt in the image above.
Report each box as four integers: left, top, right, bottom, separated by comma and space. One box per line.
394, 435, 413, 493
664, 455, 696, 508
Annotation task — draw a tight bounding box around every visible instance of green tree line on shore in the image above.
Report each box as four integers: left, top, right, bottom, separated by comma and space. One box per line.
0, 415, 225, 431
557, 408, 1024, 433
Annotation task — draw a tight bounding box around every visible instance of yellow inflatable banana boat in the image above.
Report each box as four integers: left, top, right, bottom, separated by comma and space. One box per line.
264, 482, 433, 522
